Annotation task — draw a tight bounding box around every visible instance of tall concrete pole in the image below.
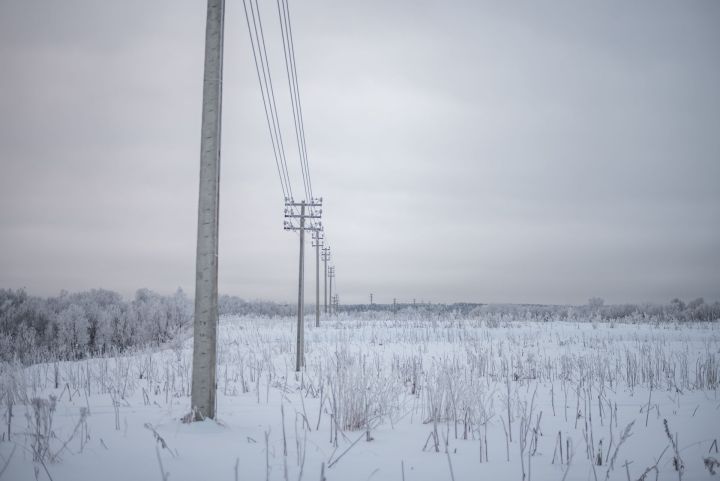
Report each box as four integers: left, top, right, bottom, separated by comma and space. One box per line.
328, 267, 333, 316
315, 238, 320, 327
323, 248, 328, 314
323, 249, 330, 315
191, 0, 225, 421
295, 201, 305, 372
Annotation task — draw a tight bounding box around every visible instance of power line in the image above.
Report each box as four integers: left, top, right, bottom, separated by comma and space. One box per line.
242, 1, 340, 364
276, 0, 308, 200
242, 0, 293, 200
277, 0, 313, 201
285, 0, 313, 200
251, 0, 294, 199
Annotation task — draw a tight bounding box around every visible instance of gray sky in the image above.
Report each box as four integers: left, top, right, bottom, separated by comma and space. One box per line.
1, 0, 719, 305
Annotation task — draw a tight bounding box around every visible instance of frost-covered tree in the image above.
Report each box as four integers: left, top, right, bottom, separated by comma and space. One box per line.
168, 287, 192, 333
56, 304, 89, 359
588, 297, 605, 308
670, 298, 686, 311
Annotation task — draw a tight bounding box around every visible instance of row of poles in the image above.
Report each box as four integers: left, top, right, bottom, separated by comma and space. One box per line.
189, 0, 339, 421
284, 200, 339, 373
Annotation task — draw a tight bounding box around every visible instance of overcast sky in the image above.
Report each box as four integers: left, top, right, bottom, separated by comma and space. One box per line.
1, 0, 719, 305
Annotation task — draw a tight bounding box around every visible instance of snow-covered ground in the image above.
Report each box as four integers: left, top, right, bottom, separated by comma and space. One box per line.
2, 315, 719, 480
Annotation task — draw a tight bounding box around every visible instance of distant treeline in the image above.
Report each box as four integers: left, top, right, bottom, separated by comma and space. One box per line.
1, 288, 717, 363
341, 296, 720, 323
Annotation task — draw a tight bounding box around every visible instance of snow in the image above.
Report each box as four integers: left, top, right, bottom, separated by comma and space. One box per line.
2, 315, 719, 480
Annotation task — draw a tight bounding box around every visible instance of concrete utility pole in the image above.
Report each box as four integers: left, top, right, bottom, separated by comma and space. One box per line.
190, 0, 225, 422
312, 230, 323, 327
328, 266, 335, 316
284, 199, 322, 371
332, 293, 339, 314
321, 246, 330, 314
297, 202, 305, 372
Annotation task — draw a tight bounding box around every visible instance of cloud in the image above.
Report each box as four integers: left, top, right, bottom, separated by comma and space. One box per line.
1, 0, 719, 304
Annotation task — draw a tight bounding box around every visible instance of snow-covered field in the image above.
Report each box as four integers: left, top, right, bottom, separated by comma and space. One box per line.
2, 315, 719, 480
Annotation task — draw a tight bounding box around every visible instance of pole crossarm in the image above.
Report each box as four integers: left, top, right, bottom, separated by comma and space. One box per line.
284, 222, 322, 231
285, 213, 322, 219
285, 201, 323, 208
311, 229, 324, 247
285, 199, 322, 220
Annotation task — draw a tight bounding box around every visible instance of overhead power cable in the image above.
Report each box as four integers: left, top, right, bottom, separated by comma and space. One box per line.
277, 0, 313, 201
242, 0, 293, 201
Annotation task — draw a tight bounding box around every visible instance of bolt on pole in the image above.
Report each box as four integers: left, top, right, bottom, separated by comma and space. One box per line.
190, 0, 225, 422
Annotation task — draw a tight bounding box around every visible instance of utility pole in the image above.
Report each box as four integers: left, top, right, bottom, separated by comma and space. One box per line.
284, 198, 322, 371
370, 293, 373, 305
312, 230, 323, 328
328, 266, 335, 316
297, 201, 305, 372
332, 294, 339, 315
393, 298, 397, 316
190, 0, 225, 422
321, 246, 330, 314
